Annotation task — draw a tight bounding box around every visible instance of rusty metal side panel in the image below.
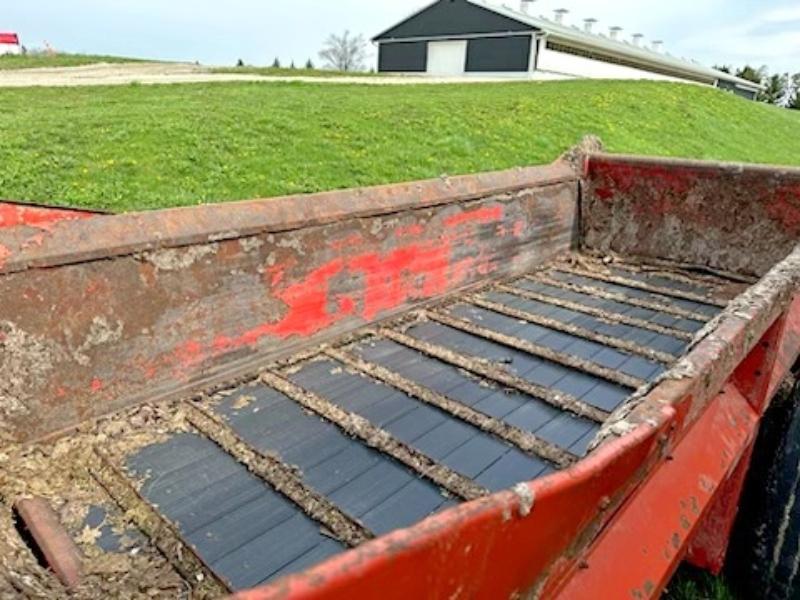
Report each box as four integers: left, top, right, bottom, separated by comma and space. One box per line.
581, 154, 800, 277
0, 163, 574, 275
0, 202, 97, 230
0, 168, 579, 444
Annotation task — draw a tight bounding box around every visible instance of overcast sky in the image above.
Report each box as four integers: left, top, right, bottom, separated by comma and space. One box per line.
3, 0, 799, 73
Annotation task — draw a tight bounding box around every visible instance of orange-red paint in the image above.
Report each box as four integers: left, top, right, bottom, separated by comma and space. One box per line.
395, 223, 425, 238
0, 202, 96, 229
444, 205, 503, 228
166, 210, 506, 371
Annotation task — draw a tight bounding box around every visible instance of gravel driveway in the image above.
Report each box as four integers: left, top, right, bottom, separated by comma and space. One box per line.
0, 61, 571, 87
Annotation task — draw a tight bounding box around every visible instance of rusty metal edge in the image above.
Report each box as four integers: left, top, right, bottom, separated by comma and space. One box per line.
0, 162, 576, 276
586, 152, 800, 177
13, 497, 83, 590
0, 200, 109, 215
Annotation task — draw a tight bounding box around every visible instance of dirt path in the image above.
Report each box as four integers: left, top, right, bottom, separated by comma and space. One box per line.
0, 61, 571, 87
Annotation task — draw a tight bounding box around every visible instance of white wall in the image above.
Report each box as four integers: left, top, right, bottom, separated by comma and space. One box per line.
537, 43, 696, 84
0, 44, 21, 56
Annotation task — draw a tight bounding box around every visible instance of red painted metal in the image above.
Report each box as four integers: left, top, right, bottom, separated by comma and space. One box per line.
0, 164, 578, 443
682, 310, 800, 573
552, 383, 759, 599
0, 33, 19, 45
0, 202, 97, 230
685, 439, 756, 575
582, 154, 800, 277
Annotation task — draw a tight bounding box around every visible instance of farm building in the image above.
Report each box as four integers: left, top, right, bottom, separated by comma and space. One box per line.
373, 0, 762, 100
0, 32, 21, 55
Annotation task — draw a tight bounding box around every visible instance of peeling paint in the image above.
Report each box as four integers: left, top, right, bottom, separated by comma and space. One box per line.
238, 237, 265, 253
512, 483, 535, 518
138, 244, 219, 272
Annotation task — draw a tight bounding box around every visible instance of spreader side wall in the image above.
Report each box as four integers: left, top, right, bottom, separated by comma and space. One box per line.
581, 154, 800, 277
0, 202, 98, 229
0, 163, 578, 443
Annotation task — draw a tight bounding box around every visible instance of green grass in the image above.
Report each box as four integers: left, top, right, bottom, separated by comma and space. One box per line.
0, 52, 146, 70
665, 565, 737, 600
0, 79, 798, 212
212, 65, 378, 78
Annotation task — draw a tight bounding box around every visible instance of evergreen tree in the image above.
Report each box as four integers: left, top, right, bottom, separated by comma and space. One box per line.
760, 73, 786, 105
789, 74, 800, 110
736, 65, 764, 85
305, 58, 314, 70
290, 61, 296, 69
272, 57, 281, 69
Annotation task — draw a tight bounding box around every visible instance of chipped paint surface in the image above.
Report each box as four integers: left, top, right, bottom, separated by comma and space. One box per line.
0, 168, 578, 443
583, 155, 800, 277
512, 483, 535, 518
139, 244, 220, 272
0, 202, 97, 230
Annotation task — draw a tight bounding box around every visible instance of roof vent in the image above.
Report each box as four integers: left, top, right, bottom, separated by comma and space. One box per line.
651, 40, 664, 52
583, 18, 598, 33
609, 26, 623, 40
631, 33, 644, 46
519, 0, 535, 14
554, 8, 569, 24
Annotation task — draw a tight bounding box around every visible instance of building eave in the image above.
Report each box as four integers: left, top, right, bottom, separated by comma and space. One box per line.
372, 0, 443, 42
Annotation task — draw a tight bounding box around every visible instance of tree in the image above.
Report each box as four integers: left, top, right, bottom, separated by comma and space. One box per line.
290, 60, 296, 69
318, 30, 367, 72
305, 58, 315, 70
236, 58, 244, 67
761, 73, 786, 105
272, 57, 281, 69
789, 73, 800, 110
713, 64, 732, 74
736, 65, 765, 85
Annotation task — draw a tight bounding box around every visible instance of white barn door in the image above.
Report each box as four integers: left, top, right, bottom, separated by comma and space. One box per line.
427, 41, 467, 76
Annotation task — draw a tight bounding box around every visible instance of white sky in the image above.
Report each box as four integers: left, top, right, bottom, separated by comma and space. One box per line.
3, 0, 799, 73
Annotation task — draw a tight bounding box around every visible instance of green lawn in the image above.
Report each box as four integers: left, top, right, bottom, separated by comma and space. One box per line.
0, 52, 146, 70
0, 79, 798, 212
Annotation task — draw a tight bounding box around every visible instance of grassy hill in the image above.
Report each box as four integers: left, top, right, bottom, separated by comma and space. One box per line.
0, 79, 797, 212
0, 52, 147, 70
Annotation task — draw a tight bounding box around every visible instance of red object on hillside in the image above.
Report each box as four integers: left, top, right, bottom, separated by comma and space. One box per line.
0, 32, 19, 45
